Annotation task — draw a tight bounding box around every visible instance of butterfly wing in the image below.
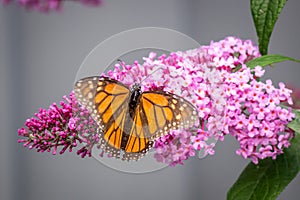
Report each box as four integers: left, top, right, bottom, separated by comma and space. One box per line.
139, 91, 198, 139
122, 106, 154, 160
123, 91, 198, 160
74, 76, 131, 158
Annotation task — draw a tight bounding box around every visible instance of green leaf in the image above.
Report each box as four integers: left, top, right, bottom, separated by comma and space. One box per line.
245, 54, 300, 69
251, 0, 287, 55
227, 134, 300, 200
288, 109, 300, 134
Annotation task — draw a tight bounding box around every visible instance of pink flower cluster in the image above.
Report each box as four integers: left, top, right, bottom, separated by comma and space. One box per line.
153, 129, 215, 166
18, 92, 99, 157
153, 130, 195, 166
17, 36, 296, 167
198, 37, 295, 164
223, 72, 294, 163
105, 36, 295, 165
1, 0, 101, 12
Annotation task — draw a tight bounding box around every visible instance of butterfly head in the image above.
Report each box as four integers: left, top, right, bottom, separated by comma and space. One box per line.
131, 83, 141, 92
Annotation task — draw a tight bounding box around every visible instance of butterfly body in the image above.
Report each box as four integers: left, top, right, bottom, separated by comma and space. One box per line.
128, 83, 142, 119
75, 76, 198, 160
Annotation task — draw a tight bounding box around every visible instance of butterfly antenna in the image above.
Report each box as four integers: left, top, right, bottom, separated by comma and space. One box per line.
140, 67, 163, 84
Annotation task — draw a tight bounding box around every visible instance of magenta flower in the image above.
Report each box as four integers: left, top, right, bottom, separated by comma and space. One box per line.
154, 129, 197, 166
18, 92, 99, 157
1, 0, 102, 12
222, 67, 294, 164
0, 0, 12, 5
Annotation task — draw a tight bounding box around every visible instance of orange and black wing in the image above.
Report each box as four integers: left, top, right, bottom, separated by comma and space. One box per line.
138, 91, 198, 139
122, 105, 154, 160
123, 91, 198, 160
74, 76, 130, 158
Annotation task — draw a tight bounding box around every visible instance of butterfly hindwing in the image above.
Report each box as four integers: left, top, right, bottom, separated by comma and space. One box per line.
124, 107, 146, 152
122, 105, 153, 160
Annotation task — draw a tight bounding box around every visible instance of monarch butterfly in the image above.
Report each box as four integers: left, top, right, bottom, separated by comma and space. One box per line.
74, 76, 198, 160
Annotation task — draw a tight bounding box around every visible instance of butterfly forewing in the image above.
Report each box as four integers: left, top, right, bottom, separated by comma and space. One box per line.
75, 77, 130, 127
139, 91, 198, 140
